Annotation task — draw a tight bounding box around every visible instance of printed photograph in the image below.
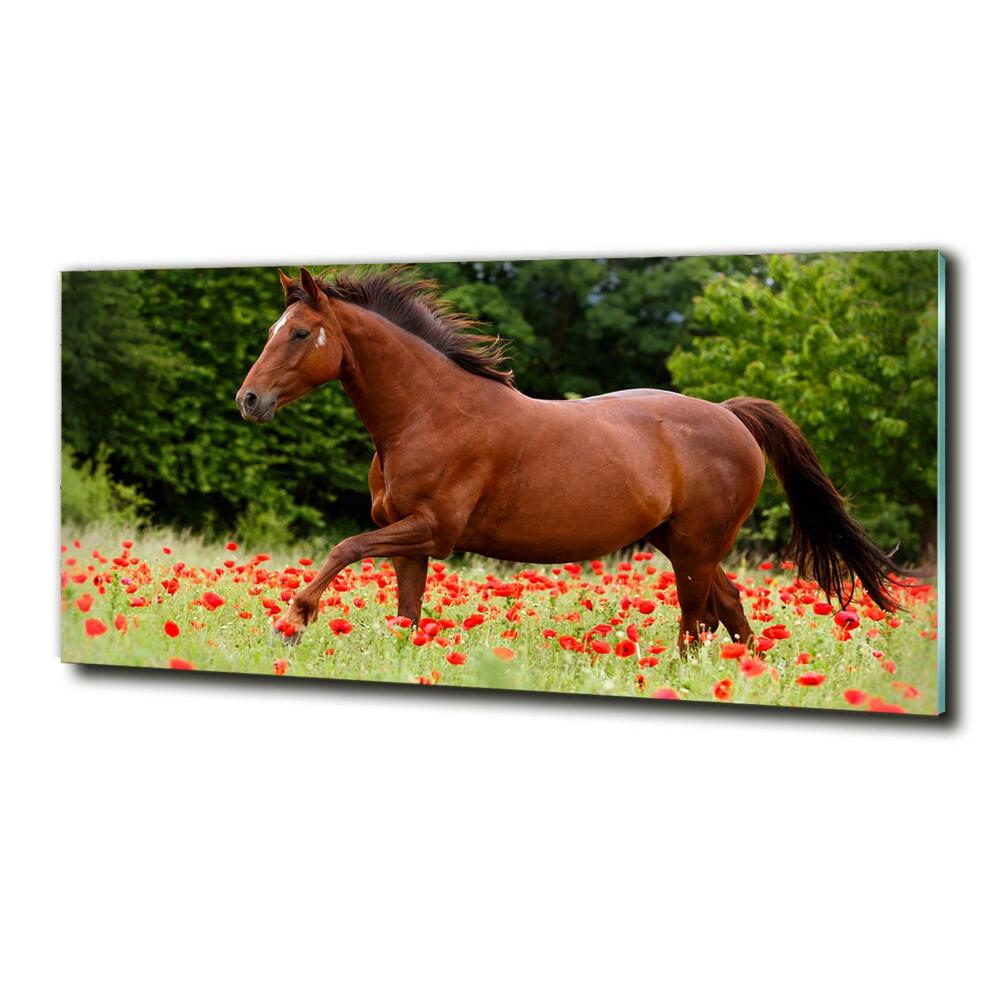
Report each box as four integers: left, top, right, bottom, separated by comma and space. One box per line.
60, 251, 943, 713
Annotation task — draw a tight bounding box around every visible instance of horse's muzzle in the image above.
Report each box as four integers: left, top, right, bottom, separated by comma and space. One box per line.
237, 388, 278, 423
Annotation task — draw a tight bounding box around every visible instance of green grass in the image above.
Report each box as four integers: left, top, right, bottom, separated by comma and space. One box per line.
61, 525, 939, 714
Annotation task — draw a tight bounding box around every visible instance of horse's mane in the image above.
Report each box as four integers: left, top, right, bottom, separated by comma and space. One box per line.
285, 266, 515, 387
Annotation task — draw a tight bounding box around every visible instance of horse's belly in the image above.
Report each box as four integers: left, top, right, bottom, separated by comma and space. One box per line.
456, 529, 656, 565
457, 474, 671, 564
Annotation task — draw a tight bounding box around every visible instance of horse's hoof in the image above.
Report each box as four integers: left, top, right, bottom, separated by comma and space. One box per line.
273, 623, 303, 646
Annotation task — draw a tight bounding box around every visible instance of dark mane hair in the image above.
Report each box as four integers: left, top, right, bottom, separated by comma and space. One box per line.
286, 266, 515, 387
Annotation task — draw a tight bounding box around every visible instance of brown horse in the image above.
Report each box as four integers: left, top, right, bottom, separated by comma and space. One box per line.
237, 266, 904, 651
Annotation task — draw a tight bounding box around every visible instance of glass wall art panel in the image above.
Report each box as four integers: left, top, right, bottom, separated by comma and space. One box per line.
61, 251, 945, 714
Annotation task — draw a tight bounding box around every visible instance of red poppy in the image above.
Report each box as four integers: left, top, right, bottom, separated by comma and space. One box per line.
75, 593, 94, 613
445, 651, 466, 665
168, 658, 195, 670
273, 659, 287, 676
636, 599, 657, 615
761, 624, 790, 640
493, 647, 515, 661
795, 672, 826, 686
463, 613, 485, 630
813, 602, 833, 616
328, 618, 353, 635
114, 614, 128, 633
843, 689, 868, 706
388, 615, 413, 629
225, 541, 238, 551
739, 656, 767, 678
164, 621, 180, 638
614, 639, 637, 657
833, 609, 860, 630
652, 688, 680, 700
867, 697, 906, 714
201, 591, 225, 611
591, 639, 612, 654
754, 636, 775, 653
713, 678, 733, 701
84, 618, 107, 637
795, 652, 812, 664
720, 642, 747, 659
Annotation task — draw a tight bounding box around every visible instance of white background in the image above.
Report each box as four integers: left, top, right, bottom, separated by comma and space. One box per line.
1, 2, 997, 998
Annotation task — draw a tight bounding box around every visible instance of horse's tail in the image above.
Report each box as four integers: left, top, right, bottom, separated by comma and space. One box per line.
723, 396, 907, 612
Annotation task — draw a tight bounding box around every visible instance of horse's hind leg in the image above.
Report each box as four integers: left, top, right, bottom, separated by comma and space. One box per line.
645, 525, 720, 655
711, 566, 754, 646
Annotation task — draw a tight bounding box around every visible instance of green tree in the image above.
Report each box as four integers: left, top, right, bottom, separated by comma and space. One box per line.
668, 250, 938, 560
62, 270, 187, 460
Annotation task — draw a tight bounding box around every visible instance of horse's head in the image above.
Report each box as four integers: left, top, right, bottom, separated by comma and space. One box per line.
236, 267, 343, 423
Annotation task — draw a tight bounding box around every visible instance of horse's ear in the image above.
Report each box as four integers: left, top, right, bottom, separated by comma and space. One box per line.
278, 268, 295, 298
299, 267, 323, 305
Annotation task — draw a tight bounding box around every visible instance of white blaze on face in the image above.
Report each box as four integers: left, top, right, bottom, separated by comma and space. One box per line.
316, 327, 327, 348
269, 306, 294, 339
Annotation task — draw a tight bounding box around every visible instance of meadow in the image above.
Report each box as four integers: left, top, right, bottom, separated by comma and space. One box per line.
60, 526, 939, 714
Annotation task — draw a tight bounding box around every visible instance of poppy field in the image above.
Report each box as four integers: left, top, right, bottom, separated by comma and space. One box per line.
61, 527, 940, 714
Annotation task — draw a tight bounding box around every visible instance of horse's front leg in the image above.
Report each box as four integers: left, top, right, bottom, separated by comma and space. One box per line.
276, 513, 440, 644
392, 555, 429, 623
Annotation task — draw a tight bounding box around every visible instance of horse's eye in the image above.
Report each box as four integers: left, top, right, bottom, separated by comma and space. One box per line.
292, 329, 310, 340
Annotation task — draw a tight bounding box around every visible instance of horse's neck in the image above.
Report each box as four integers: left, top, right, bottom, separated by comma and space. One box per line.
337, 304, 464, 452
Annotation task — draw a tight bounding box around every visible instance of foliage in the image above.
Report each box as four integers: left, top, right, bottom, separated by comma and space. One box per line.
61, 444, 151, 527
421, 255, 759, 398
668, 251, 938, 559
